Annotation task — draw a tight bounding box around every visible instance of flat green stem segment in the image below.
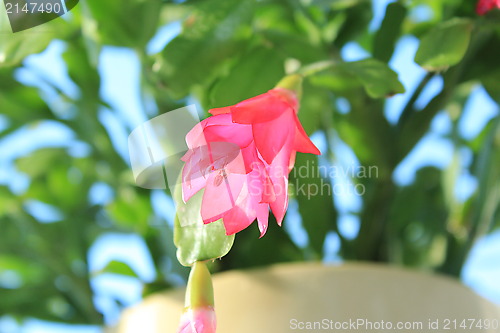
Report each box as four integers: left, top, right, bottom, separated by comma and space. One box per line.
174, 187, 235, 266
185, 261, 215, 308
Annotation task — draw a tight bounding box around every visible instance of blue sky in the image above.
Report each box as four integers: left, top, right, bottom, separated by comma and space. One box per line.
1, 1, 500, 332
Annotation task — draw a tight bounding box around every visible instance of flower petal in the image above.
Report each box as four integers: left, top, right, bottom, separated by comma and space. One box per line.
245, 159, 275, 203
269, 177, 288, 226
253, 111, 295, 164
201, 172, 245, 223
186, 114, 252, 149
222, 206, 255, 235
293, 114, 321, 155
182, 161, 207, 203
177, 307, 216, 333
230, 90, 294, 124
222, 182, 256, 235
256, 203, 270, 237
267, 141, 294, 225
208, 106, 231, 116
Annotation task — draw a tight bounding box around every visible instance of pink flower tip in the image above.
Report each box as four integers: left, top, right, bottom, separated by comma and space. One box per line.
177, 307, 217, 333
476, 0, 500, 15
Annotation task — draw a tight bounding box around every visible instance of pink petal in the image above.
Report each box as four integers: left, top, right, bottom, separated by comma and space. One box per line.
222, 183, 256, 235
185, 114, 252, 149
253, 111, 295, 164
181, 142, 246, 202
177, 307, 216, 333
203, 124, 253, 148
185, 122, 206, 149
269, 176, 288, 226
288, 151, 297, 174
240, 143, 261, 174
201, 172, 246, 223
272, 88, 299, 110
182, 161, 207, 203
293, 114, 321, 155
230, 90, 294, 124
245, 158, 275, 203
208, 106, 231, 116
222, 206, 255, 235
267, 142, 293, 225
256, 203, 270, 237
207, 141, 245, 174
261, 173, 276, 203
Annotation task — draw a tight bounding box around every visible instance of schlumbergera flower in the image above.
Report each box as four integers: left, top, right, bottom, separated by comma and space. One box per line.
181, 74, 320, 236
476, 0, 500, 15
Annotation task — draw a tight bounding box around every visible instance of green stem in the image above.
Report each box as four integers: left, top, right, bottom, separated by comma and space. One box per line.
276, 74, 303, 98
297, 60, 337, 77
185, 261, 214, 309
396, 72, 435, 130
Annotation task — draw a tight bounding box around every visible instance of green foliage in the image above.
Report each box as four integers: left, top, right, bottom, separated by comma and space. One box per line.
210, 47, 286, 107
0, 0, 499, 328
341, 59, 406, 97
415, 18, 473, 71
0, 20, 66, 67
83, 0, 162, 48
291, 154, 337, 257
373, 2, 407, 63
310, 58, 406, 98
92, 260, 139, 278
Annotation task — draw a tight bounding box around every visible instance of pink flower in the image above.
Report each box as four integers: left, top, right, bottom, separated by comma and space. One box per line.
178, 307, 216, 333
181, 75, 320, 236
476, 0, 500, 15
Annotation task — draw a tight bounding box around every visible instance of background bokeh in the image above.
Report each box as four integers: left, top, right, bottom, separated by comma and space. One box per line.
0, 0, 499, 332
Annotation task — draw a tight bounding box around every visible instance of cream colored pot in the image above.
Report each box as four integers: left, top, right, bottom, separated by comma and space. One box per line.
116, 262, 500, 333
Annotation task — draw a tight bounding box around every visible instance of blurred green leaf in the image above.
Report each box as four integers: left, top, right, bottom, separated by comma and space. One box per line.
0, 255, 45, 283
482, 69, 500, 104
308, 67, 361, 93
388, 167, 448, 267
373, 2, 407, 63
333, 1, 372, 48
415, 18, 473, 71
339, 59, 405, 98
17, 148, 64, 178
210, 47, 285, 107
299, 83, 332, 134
92, 260, 139, 277
290, 154, 336, 256
106, 187, 153, 232
0, 19, 64, 68
83, 0, 162, 48
309, 59, 405, 98
470, 116, 500, 234
259, 30, 328, 64
155, 0, 254, 98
